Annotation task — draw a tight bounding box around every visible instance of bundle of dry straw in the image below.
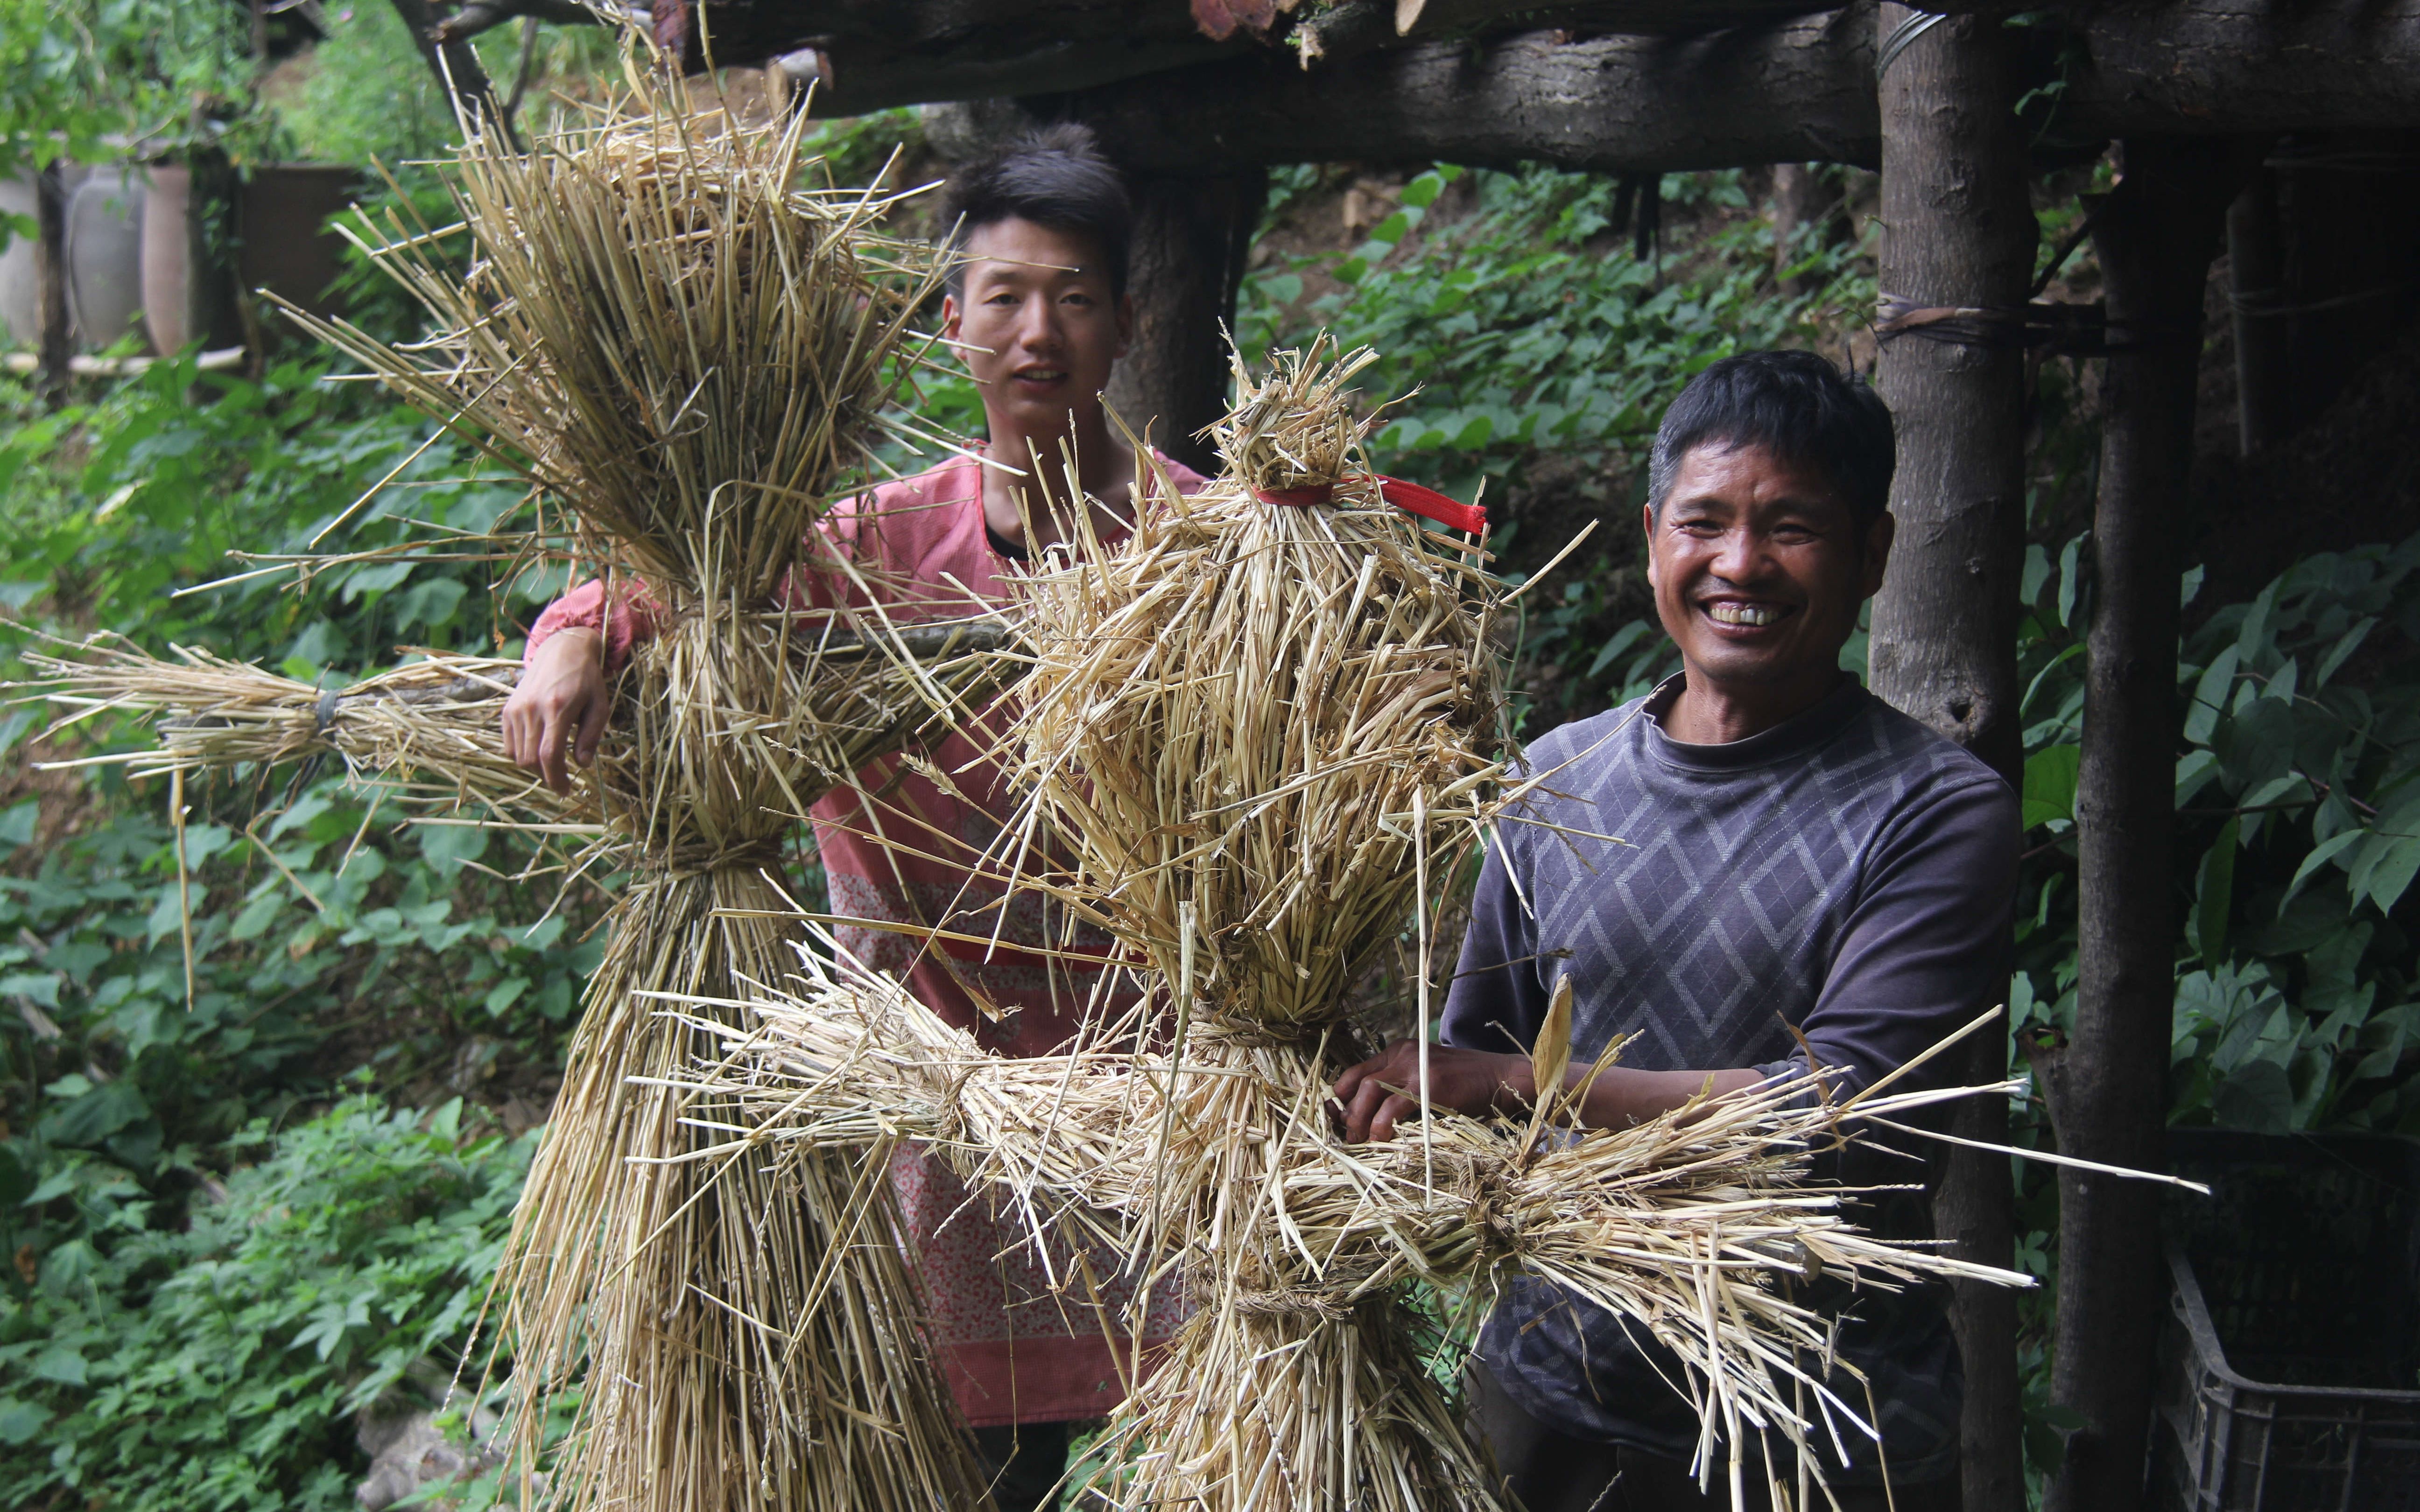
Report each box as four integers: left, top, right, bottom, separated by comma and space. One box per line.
656, 342, 2029, 1512
21, 57, 1012, 1512
674, 936, 2033, 1512
281, 58, 958, 601
27, 638, 570, 820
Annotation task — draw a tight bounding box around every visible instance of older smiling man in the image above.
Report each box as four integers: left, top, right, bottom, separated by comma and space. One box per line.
1332, 351, 2019, 1510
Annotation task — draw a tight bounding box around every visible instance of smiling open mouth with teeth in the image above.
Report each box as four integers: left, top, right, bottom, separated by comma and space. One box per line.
1704, 601, 1788, 627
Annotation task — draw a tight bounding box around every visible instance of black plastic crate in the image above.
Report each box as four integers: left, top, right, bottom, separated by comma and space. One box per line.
2153, 1129, 2420, 1511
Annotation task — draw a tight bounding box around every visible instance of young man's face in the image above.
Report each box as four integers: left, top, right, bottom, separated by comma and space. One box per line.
1643, 440, 1892, 699
941, 216, 1131, 442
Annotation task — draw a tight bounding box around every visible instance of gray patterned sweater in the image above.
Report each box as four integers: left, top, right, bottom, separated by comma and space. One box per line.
1441, 675, 2018, 1481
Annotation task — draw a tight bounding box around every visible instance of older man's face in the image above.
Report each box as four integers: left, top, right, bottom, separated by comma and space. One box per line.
1642, 441, 1891, 698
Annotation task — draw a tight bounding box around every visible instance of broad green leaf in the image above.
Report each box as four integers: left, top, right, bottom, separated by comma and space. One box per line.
2021, 542, 2052, 605
2183, 645, 2239, 746
0, 798, 39, 852
2217, 697, 2295, 791
0, 1398, 50, 1446
2315, 616, 2377, 686
2197, 812, 2226, 967
417, 823, 490, 875
2056, 536, 2085, 629
2236, 581, 2279, 663
2175, 749, 2223, 808
38, 1080, 147, 1148
2282, 829, 2365, 910
2022, 744, 2081, 829
2214, 1059, 2295, 1133
2358, 835, 2420, 915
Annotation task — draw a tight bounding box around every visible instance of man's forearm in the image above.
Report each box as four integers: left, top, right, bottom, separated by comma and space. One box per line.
1333, 1043, 1767, 1142
1569, 1064, 1765, 1129
1486, 1053, 1764, 1129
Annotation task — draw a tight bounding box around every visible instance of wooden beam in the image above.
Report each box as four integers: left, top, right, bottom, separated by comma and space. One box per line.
1867, 8, 2033, 1510
2059, 0, 2420, 140
901, 1, 2420, 168
977, 12, 1884, 175
668, 0, 1997, 87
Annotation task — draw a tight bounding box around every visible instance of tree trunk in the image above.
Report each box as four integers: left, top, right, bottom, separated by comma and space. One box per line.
1101, 170, 1267, 476
1770, 163, 1846, 295
2226, 166, 2287, 456
2043, 137, 2244, 1512
1867, 10, 2033, 1512
35, 161, 70, 407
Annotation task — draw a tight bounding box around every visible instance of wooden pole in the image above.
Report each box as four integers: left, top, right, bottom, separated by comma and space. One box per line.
2227, 166, 2288, 455
34, 161, 71, 408
1101, 170, 1268, 476
2042, 137, 2243, 1512
1868, 9, 2033, 1510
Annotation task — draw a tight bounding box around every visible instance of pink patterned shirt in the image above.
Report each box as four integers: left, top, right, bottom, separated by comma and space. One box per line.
528, 451, 1206, 1426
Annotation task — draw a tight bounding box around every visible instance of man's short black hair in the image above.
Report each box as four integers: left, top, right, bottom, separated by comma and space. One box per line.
942, 122, 1132, 299
1646, 350, 1896, 528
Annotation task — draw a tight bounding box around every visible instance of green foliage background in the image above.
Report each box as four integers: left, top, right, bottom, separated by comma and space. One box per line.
0, 33, 2415, 1510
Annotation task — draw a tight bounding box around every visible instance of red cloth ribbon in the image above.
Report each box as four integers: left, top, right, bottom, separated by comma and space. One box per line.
1254, 475, 1488, 536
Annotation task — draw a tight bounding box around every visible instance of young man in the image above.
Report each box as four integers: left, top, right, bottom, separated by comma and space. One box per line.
1332, 351, 2018, 1510
500, 125, 1207, 1512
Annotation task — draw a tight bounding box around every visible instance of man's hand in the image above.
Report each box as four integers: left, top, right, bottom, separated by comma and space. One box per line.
1330, 1041, 1535, 1144
502, 627, 608, 794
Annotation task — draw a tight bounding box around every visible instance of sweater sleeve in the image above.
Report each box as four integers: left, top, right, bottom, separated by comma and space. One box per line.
525, 578, 663, 674
525, 498, 875, 670
1440, 827, 1554, 1057
1788, 772, 2021, 1099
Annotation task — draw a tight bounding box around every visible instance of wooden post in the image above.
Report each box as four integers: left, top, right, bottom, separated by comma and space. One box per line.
34, 161, 71, 407
2042, 137, 2243, 1512
1102, 170, 1268, 475
2227, 166, 2288, 455
1868, 9, 2033, 1510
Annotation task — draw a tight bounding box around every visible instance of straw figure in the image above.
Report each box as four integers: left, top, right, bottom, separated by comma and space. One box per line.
25, 65, 1009, 1512
661, 343, 2038, 1512
994, 341, 1517, 1510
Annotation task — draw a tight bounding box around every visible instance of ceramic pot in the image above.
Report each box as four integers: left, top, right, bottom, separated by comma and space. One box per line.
66, 167, 149, 351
